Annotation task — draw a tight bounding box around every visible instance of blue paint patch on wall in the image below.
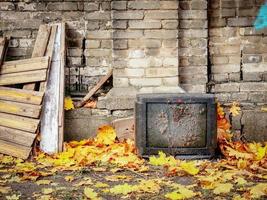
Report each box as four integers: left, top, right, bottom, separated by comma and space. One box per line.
254, 3, 267, 30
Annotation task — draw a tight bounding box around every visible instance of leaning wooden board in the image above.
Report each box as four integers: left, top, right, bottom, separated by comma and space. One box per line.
40, 23, 65, 154
23, 25, 52, 90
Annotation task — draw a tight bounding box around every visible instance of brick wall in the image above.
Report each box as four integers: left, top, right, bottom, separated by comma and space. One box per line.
179, 0, 208, 93
209, 0, 267, 141
0, 0, 112, 95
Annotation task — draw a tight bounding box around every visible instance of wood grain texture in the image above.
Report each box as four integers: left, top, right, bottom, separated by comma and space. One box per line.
0, 87, 44, 105
0, 112, 39, 133
23, 25, 51, 90
1, 56, 49, 75
40, 23, 61, 154
76, 69, 113, 108
40, 25, 57, 92
0, 126, 36, 147
0, 69, 47, 86
0, 139, 32, 159
58, 22, 65, 152
0, 100, 41, 118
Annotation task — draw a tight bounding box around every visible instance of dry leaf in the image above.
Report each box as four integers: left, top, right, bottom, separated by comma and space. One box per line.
213, 183, 233, 194
42, 188, 53, 195
64, 96, 74, 110
5, 194, 21, 200
230, 102, 241, 117
84, 187, 101, 200
64, 176, 74, 182
36, 180, 52, 185
96, 125, 116, 145
250, 183, 267, 199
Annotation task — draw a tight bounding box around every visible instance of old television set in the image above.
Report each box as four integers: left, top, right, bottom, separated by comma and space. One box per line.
135, 93, 217, 159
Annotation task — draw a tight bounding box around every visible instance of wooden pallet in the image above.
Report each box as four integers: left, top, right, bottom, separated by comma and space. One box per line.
0, 23, 66, 158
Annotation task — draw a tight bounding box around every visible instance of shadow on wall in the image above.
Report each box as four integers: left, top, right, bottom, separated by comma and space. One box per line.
254, 3, 267, 30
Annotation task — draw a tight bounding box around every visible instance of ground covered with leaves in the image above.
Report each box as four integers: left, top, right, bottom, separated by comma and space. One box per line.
1, 103, 267, 200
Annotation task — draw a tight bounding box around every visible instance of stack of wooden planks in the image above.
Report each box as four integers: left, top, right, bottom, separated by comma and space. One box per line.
0, 23, 65, 159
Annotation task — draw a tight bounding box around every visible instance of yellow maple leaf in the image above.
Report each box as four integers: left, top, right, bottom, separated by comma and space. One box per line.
180, 161, 199, 175
96, 125, 116, 145
165, 187, 197, 200
64, 96, 74, 110
213, 183, 233, 194
261, 107, 267, 112
138, 179, 161, 193
95, 182, 109, 188
235, 177, 247, 185
36, 180, 52, 185
38, 195, 52, 200
64, 176, 74, 182
110, 183, 137, 195
225, 146, 253, 159
256, 145, 267, 160
230, 101, 241, 117
42, 188, 54, 195
250, 183, 267, 199
149, 151, 178, 167
84, 187, 101, 200
5, 194, 21, 200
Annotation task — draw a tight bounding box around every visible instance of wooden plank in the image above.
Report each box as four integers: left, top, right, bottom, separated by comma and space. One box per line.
40, 25, 57, 92
3, 56, 48, 66
0, 37, 8, 66
58, 23, 66, 152
0, 69, 47, 86
76, 69, 113, 108
1, 56, 49, 75
0, 100, 41, 118
32, 25, 51, 58
23, 25, 51, 90
0, 112, 39, 133
0, 139, 32, 159
40, 23, 62, 154
0, 86, 44, 105
0, 126, 36, 147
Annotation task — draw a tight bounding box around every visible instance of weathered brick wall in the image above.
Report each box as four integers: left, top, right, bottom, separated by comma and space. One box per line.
179, 0, 208, 93
112, 0, 179, 92
0, 0, 112, 94
209, 0, 267, 141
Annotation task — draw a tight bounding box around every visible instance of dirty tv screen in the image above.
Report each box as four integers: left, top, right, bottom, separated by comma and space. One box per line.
135, 93, 217, 159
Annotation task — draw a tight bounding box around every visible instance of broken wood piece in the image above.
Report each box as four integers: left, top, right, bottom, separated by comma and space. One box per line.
1, 56, 49, 75
111, 117, 135, 140
0, 139, 32, 159
0, 100, 41, 118
0, 112, 40, 133
76, 69, 113, 108
0, 126, 36, 147
0, 69, 47, 86
0, 37, 8, 66
40, 23, 65, 154
0, 86, 44, 105
23, 24, 51, 90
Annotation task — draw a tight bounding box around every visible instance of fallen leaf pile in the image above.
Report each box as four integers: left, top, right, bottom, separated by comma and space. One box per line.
0, 102, 267, 199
